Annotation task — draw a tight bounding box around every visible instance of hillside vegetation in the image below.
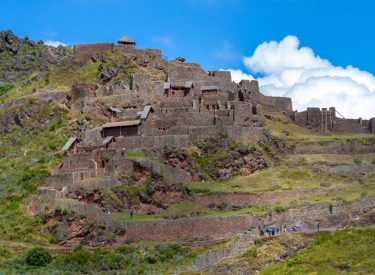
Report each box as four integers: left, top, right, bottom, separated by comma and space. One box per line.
0, 30, 374, 274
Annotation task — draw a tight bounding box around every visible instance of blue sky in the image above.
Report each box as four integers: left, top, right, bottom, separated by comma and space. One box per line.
1, 0, 373, 72
1, 0, 375, 117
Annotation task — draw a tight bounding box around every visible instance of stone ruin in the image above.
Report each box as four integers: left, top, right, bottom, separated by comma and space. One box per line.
293, 107, 375, 134
29, 34, 375, 220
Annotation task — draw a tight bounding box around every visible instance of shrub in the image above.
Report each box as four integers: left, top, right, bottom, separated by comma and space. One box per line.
275, 206, 285, 213
243, 246, 258, 258
144, 251, 159, 264
0, 83, 13, 96
64, 247, 92, 266
116, 245, 138, 256
25, 247, 52, 266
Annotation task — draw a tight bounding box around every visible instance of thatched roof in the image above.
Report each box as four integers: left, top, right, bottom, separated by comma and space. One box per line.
118, 35, 135, 44
102, 120, 141, 129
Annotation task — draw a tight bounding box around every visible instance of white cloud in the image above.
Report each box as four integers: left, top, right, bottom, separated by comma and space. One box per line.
44, 40, 68, 47
227, 35, 375, 119
226, 69, 254, 82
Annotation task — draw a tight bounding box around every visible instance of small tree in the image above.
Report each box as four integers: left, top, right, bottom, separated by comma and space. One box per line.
25, 247, 52, 267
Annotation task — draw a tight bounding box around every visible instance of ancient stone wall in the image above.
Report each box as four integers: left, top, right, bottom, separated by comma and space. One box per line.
71, 82, 99, 106
224, 126, 267, 144
294, 110, 307, 126
295, 140, 375, 154
98, 197, 374, 242
294, 107, 373, 134
370, 118, 375, 133
208, 71, 232, 83
48, 171, 91, 191
333, 118, 369, 133
61, 152, 93, 172
239, 80, 292, 113
103, 215, 256, 242
74, 43, 115, 58
117, 47, 162, 61
136, 159, 192, 184
113, 135, 190, 149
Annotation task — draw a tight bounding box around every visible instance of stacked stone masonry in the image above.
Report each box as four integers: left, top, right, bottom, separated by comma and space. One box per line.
30, 35, 374, 222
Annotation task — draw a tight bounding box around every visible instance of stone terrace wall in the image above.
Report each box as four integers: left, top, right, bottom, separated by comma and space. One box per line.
102, 215, 257, 242
113, 135, 190, 149
48, 171, 91, 191
98, 197, 374, 242
136, 159, 192, 184
267, 197, 375, 230
295, 140, 375, 154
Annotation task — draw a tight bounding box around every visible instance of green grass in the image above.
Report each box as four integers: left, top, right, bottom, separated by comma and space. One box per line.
261, 227, 375, 274
0, 101, 71, 243
125, 150, 146, 160
0, 243, 197, 274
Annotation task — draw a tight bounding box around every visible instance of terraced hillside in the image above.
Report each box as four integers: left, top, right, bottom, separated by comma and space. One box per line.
0, 31, 374, 274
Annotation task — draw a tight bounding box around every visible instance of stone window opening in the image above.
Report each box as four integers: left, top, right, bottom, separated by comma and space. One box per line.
80, 173, 84, 180
206, 104, 209, 110
252, 106, 257, 115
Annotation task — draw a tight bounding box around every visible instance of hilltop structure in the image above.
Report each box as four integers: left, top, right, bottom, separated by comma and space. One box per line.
30, 34, 374, 223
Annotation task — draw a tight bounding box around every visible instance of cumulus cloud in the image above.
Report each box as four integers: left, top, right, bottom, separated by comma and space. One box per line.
226, 35, 375, 118
44, 40, 68, 47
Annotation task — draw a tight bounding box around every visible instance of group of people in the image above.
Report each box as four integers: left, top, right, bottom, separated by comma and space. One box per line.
259, 223, 321, 236
259, 225, 298, 236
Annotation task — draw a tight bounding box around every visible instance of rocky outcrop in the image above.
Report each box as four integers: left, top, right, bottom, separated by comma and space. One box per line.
0, 30, 71, 84
0, 99, 65, 135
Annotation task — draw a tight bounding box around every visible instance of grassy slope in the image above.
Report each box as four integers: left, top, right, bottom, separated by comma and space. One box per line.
0, 100, 71, 243
0, 243, 198, 274
261, 227, 375, 274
